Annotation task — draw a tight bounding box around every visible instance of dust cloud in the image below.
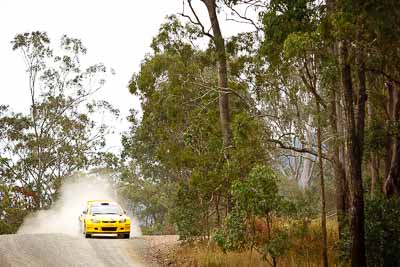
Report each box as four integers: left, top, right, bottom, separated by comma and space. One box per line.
17, 175, 142, 237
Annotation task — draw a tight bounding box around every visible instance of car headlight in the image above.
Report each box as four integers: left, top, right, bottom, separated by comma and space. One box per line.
91, 218, 100, 223
119, 218, 126, 223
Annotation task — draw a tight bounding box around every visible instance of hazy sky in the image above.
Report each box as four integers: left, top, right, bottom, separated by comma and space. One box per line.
0, 0, 251, 151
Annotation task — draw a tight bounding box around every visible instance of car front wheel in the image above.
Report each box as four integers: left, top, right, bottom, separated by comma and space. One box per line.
83, 223, 91, 238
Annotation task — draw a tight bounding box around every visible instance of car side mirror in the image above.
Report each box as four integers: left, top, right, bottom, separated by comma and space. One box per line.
83, 210, 87, 215
124, 210, 127, 214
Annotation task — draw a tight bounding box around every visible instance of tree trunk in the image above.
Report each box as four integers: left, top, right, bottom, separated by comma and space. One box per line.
215, 193, 221, 226
299, 155, 313, 188
331, 105, 349, 239
339, 39, 367, 267
329, 53, 349, 238
299, 116, 315, 188
202, 0, 232, 149
316, 101, 328, 267
370, 153, 380, 196
384, 82, 393, 180
327, 0, 349, 238
384, 81, 400, 196
368, 99, 380, 197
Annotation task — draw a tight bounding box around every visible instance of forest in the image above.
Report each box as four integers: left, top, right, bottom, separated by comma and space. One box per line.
1, 0, 400, 266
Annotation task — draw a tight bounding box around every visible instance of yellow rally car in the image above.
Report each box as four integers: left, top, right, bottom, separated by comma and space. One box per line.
79, 200, 131, 238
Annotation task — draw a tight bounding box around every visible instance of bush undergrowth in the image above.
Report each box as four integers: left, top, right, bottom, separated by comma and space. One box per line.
173, 216, 340, 267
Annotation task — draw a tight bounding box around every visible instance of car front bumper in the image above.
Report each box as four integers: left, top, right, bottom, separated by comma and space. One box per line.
85, 222, 131, 234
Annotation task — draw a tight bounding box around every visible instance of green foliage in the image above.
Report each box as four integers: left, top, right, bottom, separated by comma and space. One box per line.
279, 182, 319, 220
232, 165, 281, 216
261, 0, 322, 65
121, 2, 400, 265
283, 31, 320, 60
150, 15, 203, 54
365, 196, 400, 267
365, 120, 388, 154
171, 183, 204, 240
214, 208, 247, 252
0, 32, 117, 213
337, 196, 400, 266
263, 228, 290, 259
335, 221, 351, 264
0, 185, 29, 234
119, 162, 170, 232
122, 16, 267, 237
214, 165, 292, 263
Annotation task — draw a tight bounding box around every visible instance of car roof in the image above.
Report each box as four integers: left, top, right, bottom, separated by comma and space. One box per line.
87, 200, 119, 206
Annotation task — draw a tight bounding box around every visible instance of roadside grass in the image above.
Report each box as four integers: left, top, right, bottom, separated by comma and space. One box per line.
279, 218, 340, 267
170, 217, 341, 267
173, 247, 266, 267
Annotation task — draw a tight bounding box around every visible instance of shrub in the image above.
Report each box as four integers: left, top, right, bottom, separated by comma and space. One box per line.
214, 165, 290, 266
170, 182, 204, 241
365, 196, 400, 267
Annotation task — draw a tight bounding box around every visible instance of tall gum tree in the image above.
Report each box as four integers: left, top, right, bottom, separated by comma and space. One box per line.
338, 36, 367, 267
181, 0, 232, 151
326, 0, 349, 239
2, 32, 118, 209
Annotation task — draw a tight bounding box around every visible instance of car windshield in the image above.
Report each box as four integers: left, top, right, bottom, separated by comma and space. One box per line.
91, 205, 121, 215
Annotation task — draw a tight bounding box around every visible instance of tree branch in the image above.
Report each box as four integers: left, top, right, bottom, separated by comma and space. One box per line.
179, 0, 214, 40
365, 68, 400, 86
223, 0, 262, 31
266, 138, 332, 161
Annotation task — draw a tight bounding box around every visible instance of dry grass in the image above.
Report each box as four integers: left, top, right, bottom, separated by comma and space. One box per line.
174, 247, 267, 267
278, 218, 340, 267
170, 218, 341, 267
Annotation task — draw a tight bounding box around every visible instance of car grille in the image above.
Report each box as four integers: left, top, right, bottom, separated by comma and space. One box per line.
102, 220, 116, 223
101, 227, 117, 231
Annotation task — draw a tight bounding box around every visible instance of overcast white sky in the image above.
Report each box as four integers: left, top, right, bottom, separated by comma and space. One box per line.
0, 0, 252, 152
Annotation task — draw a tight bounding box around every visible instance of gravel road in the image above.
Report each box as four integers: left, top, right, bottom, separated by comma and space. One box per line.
0, 234, 178, 267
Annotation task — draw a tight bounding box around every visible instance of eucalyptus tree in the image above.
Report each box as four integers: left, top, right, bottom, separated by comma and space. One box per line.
0, 32, 118, 210
180, 0, 233, 153
125, 16, 267, 236
332, 0, 400, 264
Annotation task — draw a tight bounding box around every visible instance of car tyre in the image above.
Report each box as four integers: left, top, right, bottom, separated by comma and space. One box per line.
123, 233, 130, 239
83, 222, 91, 238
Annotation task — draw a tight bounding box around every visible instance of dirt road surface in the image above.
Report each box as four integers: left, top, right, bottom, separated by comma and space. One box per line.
0, 234, 179, 267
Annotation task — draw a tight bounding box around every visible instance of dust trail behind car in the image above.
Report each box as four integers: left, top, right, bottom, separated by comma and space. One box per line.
17, 175, 141, 237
